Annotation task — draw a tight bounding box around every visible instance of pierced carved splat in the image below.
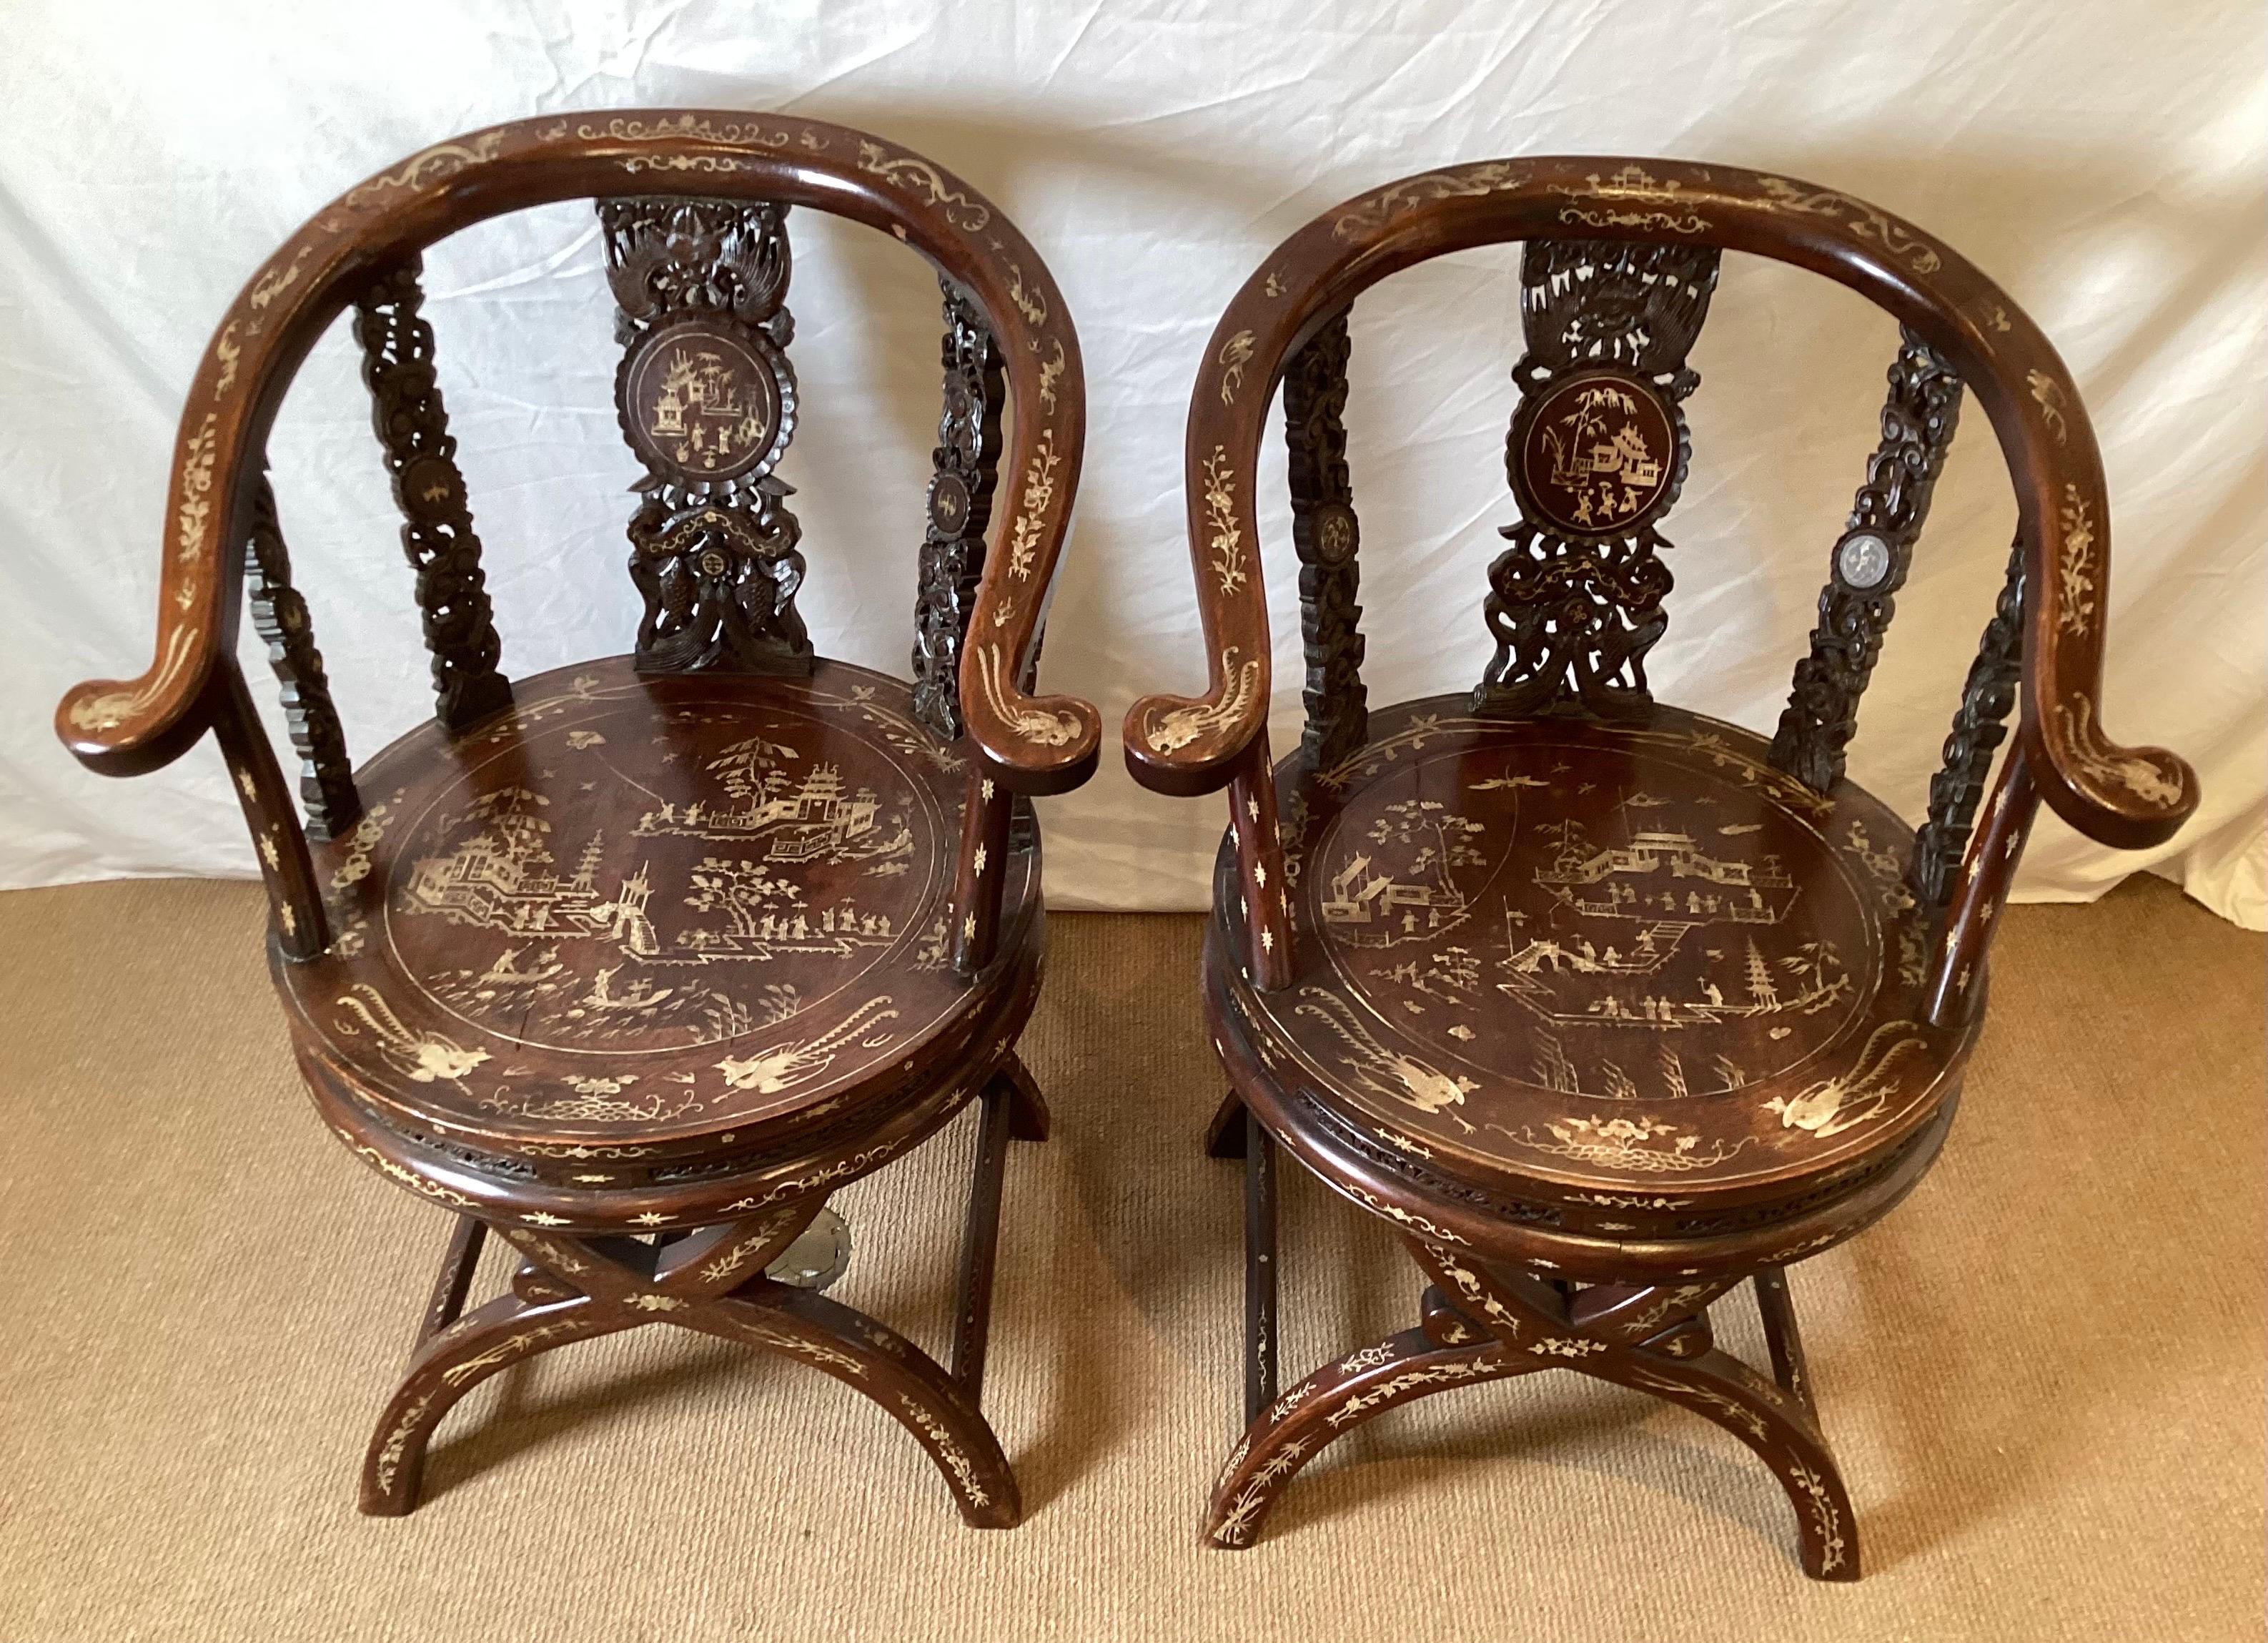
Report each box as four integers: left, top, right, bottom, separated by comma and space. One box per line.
1475, 240, 1720, 720
1771, 331, 1965, 790
600, 197, 811, 676
1909, 536, 2026, 908
243, 474, 359, 839
353, 260, 513, 734
1284, 310, 1368, 771
912, 280, 1006, 739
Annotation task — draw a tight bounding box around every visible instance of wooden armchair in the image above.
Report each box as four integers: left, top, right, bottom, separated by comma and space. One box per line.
1124, 159, 2198, 1574
56, 113, 1099, 1526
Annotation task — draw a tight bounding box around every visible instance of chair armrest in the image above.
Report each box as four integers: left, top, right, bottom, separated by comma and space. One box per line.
2018, 556, 2197, 851
1123, 407, 1282, 796
54, 428, 236, 774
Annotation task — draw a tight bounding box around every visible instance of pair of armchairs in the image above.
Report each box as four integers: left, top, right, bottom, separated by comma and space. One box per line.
57, 114, 2196, 1579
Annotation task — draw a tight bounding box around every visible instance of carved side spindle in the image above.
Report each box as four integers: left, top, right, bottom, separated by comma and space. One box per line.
1283, 310, 1367, 772
1476, 241, 1721, 719
352, 261, 512, 734
1771, 331, 1966, 789
913, 280, 1006, 740
600, 197, 810, 676
1908, 536, 2026, 908
242, 474, 359, 839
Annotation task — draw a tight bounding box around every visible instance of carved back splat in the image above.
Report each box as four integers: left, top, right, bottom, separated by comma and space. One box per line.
1284, 310, 1368, 773
1475, 240, 1720, 720
1909, 536, 2026, 908
353, 260, 513, 733
1771, 330, 1965, 789
243, 474, 359, 839
913, 279, 1006, 739
601, 197, 811, 676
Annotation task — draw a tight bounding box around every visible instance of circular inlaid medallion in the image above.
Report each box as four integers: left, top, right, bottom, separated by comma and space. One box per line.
1510, 368, 1680, 538
929, 471, 972, 535
1309, 502, 1358, 565
1836, 531, 1893, 591
397, 455, 465, 521
621, 317, 791, 485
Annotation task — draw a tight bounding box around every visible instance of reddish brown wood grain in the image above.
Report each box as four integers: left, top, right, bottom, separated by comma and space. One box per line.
1124, 157, 2197, 856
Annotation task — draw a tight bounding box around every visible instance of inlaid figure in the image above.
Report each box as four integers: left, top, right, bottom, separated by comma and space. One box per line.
1124, 159, 2197, 1576
57, 114, 1101, 1527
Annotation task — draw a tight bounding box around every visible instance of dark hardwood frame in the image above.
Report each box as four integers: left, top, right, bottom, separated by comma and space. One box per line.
57, 112, 1101, 1526
1127, 159, 2199, 1574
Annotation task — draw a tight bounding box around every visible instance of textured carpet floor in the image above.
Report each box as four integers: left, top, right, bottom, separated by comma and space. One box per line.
0, 876, 2259, 1642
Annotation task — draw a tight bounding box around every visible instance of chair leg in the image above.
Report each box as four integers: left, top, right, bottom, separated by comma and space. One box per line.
361, 1104, 1036, 1529
1207, 1326, 1531, 1547
994, 1051, 1051, 1143
696, 1286, 1021, 1528
413, 1214, 486, 1350
1202, 1235, 1861, 1577
1204, 1090, 1247, 1159
361, 1291, 625, 1516
1753, 1265, 1818, 1422
951, 1078, 1016, 1400
1243, 1110, 1279, 1425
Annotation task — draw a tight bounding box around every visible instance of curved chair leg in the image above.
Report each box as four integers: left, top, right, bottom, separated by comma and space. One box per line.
692, 1283, 1021, 1528
1204, 1327, 1528, 1548
360, 1291, 621, 1515
1611, 1346, 1858, 1579
1412, 1239, 1858, 1579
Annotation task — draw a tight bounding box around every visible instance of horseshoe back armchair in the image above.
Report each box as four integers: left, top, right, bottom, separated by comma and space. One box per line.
1124, 159, 2197, 1574
57, 113, 1101, 1526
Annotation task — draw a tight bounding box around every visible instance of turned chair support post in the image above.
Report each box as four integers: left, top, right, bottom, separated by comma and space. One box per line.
1229, 736, 1293, 990
1926, 744, 2041, 1027
207, 657, 329, 959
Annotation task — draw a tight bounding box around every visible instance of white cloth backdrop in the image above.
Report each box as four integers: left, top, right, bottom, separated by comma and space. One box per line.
4, 0, 2262, 925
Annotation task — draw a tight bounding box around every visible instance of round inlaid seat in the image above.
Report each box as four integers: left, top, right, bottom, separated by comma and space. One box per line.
1208, 696, 1977, 1268
287, 657, 1041, 1222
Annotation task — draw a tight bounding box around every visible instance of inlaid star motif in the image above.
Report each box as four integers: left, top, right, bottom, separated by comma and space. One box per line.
523, 1211, 568, 1226
632, 1211, 671, 1226
973, 844, 987, 875
982, 779, 995, 801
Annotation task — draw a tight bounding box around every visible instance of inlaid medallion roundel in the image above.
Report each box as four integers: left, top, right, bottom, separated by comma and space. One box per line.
1510, 368, 1679, 538
1229, 699, 1951, 1196
286, 659, 1024, 1144
621, 317, 788, 485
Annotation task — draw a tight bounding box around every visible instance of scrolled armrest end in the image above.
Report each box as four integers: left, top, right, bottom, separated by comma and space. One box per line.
2026, 703, 2199, 852
1122, 690, 1262, 798
966, 694, 1103, 796
55, 647, 215, 778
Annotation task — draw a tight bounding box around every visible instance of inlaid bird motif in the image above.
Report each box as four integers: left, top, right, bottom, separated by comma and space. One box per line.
714, 996, 901, 1095
335, 984, 490, 1084
1295, 987, 1477, 1132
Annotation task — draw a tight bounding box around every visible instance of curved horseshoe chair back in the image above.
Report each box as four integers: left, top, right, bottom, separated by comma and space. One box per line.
56, 112, 1100, 972
1124, 157, 2198, 1022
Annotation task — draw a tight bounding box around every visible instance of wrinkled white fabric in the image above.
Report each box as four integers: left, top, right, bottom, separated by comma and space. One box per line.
2, 0, 2260, 926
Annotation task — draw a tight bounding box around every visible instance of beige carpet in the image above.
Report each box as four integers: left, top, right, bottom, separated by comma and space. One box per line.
0, 875, 2259, 1642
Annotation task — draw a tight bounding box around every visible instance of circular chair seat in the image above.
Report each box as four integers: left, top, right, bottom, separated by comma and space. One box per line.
282, 657, 1039, 1225
1209, 695, 1979, 1271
